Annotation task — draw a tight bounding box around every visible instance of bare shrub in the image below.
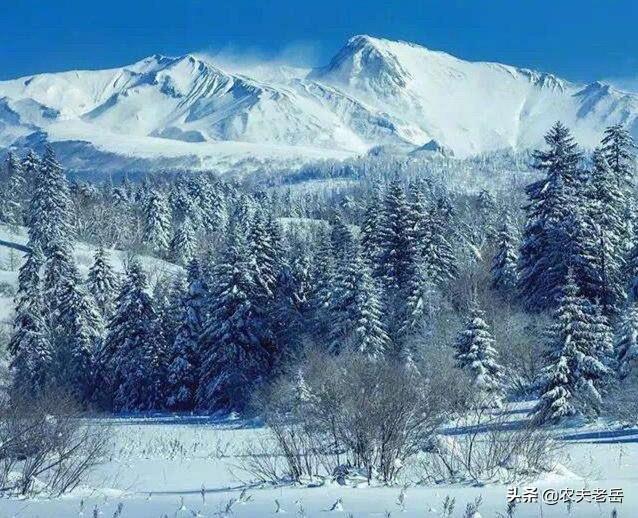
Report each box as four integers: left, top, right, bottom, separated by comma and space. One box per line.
0, 391, 109, 496
417, 406, 562, 485
250, 351, 456, 485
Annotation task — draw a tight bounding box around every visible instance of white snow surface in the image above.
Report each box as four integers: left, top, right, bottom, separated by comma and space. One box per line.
1, 35, 637, 173
0, 402, 636, 517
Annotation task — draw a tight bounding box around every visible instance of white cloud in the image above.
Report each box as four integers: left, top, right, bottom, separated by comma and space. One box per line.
194, 40, 325, 75
603, 76, 638, 93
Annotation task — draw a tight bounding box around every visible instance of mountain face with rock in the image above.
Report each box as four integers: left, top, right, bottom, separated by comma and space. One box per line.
1, 35, 636, 173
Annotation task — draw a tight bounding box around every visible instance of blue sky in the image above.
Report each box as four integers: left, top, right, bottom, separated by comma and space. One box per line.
1, 0, 636, 88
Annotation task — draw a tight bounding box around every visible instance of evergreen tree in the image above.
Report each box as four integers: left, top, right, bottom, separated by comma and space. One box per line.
8, 245, 52, 395
309, 228, 336, 341
601, 124, 636, 191
585, 148, 626, 314
87, 246, 119, 319
1, 152, 27, 224
376, 180, 424, 340
28, 146, 73, 254
154, 274, 187, 354
420, 199, 459, 285
532, 271, 610, 423
103, 261, 167, 411
197, 226, 271, 411
491, 216, 519, 294
454, 300, 504, 407
247, 210, 280, 299
169, 217, 197, 265
52, 264, 103, 402
360, 186, 382, 267
272, 253, 313, 358
167, 259, 206, 411
518, 122, 583, 310
329, 248, 390, 359
143, 190, 171, 254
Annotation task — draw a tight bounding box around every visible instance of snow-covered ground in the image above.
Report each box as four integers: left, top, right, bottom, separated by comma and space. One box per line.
0, 402, 636, 517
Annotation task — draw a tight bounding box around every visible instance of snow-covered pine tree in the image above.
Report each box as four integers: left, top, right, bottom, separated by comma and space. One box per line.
1, 152, 27, 224
87, 246, 119, 319
8, 245, 52, 395
247, 209, 280, 299
376, 180, 423, 339
477, 189, 499, 243
549, 204, 600, 306
616, 301, 638, 379
103, 261, 167, 411
601, 124, 636, 192
52, 262, 104, 403
169, 217, 197, 265
197, 224, 271, 411
454, 299, 504, 407
21, 149, 41, 183
329, 245, 390, 359
309, 227, 336, 341
28, 146, 73, 254
154, 274, 187, 353
585, 148, 626, 314
490, 215, 519, 295
143, 190, 172, 254
360, 185, 382, 267
518, 122, 583, 310
420, 199, 459, 285
271, 253, 313, 357
532, 270, 610, 423
167, 259, 206, 411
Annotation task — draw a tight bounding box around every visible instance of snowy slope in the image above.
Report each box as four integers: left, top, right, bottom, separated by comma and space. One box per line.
1, 35, 637, 172
0, 224, 183, 333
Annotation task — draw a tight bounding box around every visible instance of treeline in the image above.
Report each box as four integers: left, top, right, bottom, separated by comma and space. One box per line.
1, 122, 637, 424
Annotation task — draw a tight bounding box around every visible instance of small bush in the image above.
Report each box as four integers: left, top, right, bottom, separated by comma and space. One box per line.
417, 405, 562, 484
250, 351, 460, 485
0, 391, 109, 496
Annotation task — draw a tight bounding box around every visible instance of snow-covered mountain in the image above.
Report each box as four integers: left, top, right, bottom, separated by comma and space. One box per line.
1, 35, 637, 173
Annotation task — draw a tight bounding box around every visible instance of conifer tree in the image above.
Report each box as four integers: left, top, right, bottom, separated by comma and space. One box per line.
585, 148, 626, 314
532, 271, 610, 423
155, 274, 187, 354
329, 248, 390, 359
87, 246, 119, 319
376, 180, 423, 339
601, 124, 636, 191
420, 199, 459, 285
143, 190, 171, 254
1, 152, 27, 224
52, 265, 103, 402
28, 146, 73, 254
518, 122, 583, 310
197, 225, 270, 411
491, 216, 519, 294
8, 245, 52, 395
360, 186, 382, 267
169, 217, 197, 265
167, 259, 206, 411
309, 228, 336, 340
103, 261, 166, 411
454, 300, 504, 407
247, 210, 280, 299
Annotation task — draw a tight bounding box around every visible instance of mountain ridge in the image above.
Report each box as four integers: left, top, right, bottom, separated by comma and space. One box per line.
1, 35, 636, 173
